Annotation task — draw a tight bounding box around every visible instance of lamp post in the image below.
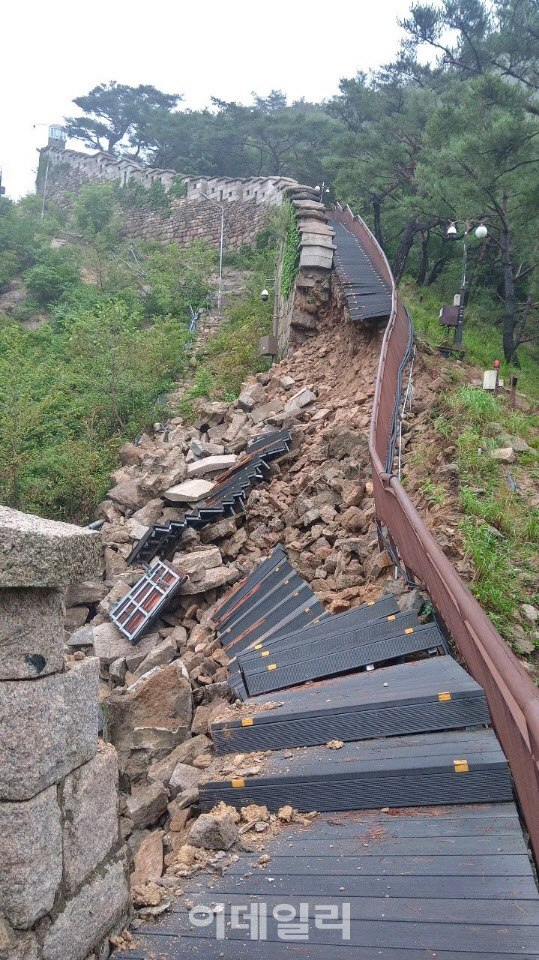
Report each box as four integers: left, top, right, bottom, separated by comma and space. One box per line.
447, 220, 488, 346
200, 192, 224, 312
314, 182, 331, 205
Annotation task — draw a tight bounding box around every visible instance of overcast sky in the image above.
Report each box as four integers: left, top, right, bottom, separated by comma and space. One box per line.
1, 0, 414, 200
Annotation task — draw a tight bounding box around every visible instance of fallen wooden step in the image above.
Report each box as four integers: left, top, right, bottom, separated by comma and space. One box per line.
211, 657, 490, 754
200, 728, 512, 812
239, 620, 445, 696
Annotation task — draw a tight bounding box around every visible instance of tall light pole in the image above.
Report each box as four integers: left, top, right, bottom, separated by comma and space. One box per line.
314, 182, 331, 205
447, 220, 488, 346
200, 192, 224, 312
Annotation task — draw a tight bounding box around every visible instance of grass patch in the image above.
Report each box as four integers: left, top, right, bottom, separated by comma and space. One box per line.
179, 246, 277, 419
431, 382, 538, 645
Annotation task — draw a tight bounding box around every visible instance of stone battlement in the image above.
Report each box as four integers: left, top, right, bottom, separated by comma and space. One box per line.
42, 144, 296, 206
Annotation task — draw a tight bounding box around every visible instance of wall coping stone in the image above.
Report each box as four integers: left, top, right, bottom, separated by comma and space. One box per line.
0, 506, 103, 587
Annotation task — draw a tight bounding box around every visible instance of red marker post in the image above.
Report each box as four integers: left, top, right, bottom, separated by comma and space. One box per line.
493, 359, 500, 395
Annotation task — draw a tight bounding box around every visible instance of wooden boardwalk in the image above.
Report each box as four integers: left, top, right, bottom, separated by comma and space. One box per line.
115, 804, 539, 959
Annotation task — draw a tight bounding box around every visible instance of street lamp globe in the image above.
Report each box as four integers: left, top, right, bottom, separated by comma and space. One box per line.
475, 223, 488, 239
261, 289, 269, 302
314, 185, 321, 192
447, 222, 458, 237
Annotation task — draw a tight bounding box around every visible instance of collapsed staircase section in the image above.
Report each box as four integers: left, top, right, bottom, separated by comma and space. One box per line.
215, 546, 446, 700
191, 545, 514, 816
210, 657, 491, 754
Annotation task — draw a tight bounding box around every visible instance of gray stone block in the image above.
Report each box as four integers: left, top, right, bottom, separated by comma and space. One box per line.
299, 247, 334, 270
41, 854, 129, 960
163, 478, 214, 503
186, 454, 237, 478
0, 587, 65, 680
0, 786, 62, 927
0, 658, 98, 801
104, 660, 192, 770
0, 506, 103, 588
126, 781, 168, 828
62, 743, 119, 893
90, 621, 158, 667
300, 233, 336, 248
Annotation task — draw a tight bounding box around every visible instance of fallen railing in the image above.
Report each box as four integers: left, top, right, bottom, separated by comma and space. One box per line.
333, 203, 539, 863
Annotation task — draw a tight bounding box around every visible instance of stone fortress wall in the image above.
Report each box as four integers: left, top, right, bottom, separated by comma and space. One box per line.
41, 142, 296, 251
39, 138, 336, 352
0, 507, 129, 960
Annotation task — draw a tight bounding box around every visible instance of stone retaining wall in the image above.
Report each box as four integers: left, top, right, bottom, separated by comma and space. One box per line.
0, 507, 129, 960
119, 197, 271, 250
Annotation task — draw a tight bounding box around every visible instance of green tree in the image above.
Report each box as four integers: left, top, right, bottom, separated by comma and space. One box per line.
72, 182, 118, 237
327, 74, 440, 280
65, 82, 182, 155
143, 240, 214, 318
417, 74, 539, 362
400, 0, 539, 115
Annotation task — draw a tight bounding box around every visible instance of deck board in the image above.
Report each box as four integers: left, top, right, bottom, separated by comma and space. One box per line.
113, 805, 539, 959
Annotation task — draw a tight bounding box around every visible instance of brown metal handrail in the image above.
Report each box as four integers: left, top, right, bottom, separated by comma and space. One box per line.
333, 203, 539, 862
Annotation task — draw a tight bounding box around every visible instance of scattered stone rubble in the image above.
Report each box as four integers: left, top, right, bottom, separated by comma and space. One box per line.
55, 296, 537, 928
57, 307, 443, 924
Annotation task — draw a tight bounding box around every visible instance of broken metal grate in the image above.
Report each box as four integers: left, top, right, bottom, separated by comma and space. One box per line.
109, 559, 186, 644
127, 430, 292, 567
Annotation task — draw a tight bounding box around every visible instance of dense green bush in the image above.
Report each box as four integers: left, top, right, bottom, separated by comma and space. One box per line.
0, 189, 214, 521
0, 300, 191, 522
25, 249, 81, 306
143, 240, 214, 318
72, 183, 118, 238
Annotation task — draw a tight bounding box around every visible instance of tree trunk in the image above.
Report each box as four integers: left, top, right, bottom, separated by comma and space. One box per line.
500, 209, 517, 363
426, 258, 444, 285
393, 218, 417, 284
373, 198, 383, 246
416, 231, 429, 285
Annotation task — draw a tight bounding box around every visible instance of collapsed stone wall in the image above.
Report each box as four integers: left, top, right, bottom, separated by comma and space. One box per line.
0, 508, 129, 960
274, 189, 335, 358
53, 297, 440, 917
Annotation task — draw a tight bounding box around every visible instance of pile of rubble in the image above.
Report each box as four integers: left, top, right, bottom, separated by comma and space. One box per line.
63, 311, 443, 909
